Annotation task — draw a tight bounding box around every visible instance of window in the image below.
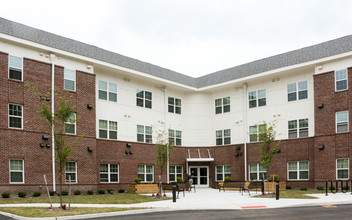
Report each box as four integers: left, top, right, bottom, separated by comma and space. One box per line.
136, 89, 152, 108
249, 124, 266, 142
100, 164, 119, 183
336, 111, 349, 133
287, 81, 308, 101
168, 97, 181, 114
169, 165, 182, 182
335, 69, 348, 91
9, 55, 23, 80
337, 159, 349, 179
288, 118, 308, 138
215, 97, 230, 114
216, 129, 231, 145
98, 81, 117, 102
9, 159, 24, 183
216, 165, 231, 181
249, 89, 266, 108
65, 113, 76, 134
249, 164, 267, 180
64, 68, 76, 91
99, 120, 117, 139
137, 125, 152, 143
9, 104, 23, 129
138, 165, 154, 182
288, 161, 309, 180
65, 161, 77, 183
169, 129, 182, 146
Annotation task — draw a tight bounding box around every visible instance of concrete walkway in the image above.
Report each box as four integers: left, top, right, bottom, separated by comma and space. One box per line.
1, 188, 352, 219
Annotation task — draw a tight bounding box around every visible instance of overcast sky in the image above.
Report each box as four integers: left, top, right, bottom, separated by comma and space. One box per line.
1, 0, 352, 77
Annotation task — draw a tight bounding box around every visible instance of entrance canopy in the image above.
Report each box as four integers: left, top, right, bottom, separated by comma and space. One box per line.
186, 148, 214, 162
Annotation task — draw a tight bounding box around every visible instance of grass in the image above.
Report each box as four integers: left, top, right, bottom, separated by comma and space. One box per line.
0, 207, 147, 218
0, 193, 169, 204
255, 190, 325, 199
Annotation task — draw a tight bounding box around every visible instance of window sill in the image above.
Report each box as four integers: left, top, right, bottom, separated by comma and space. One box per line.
10, 182, 25, 184
8, 78, 24, 83
9, 127, 23, 130
287, 179, 309, 181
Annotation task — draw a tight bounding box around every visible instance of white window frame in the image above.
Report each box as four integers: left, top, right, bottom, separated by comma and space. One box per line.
136, 89, 152, 109
216, 129, 231, 145
336, 111, 349, 133
99, 163, 119, 183
288, 118, 309, 139
8, 103, 23, 129
8, 55, 23, 81
249, 89, 266, 108
64, 68, 76, 91
169, 165, 183, 182
249, 124, 266, 142
215, 165, 231, 181
138, 165, 154, 183
287, 161, 309, 180
98, 119, 118, 140
9, 159, 24, 184
249, 164, 267, 180
65, 113, 76, 135
336, 158, 349, 180
137, 125, 152, 143
98, 80, 117, 102
65, 161, 77, 183
168, 97, 181, 114
335, 69, 348, 92
287, 81, 308, 102
169, 129, 182, 146
215, 97, 230, 114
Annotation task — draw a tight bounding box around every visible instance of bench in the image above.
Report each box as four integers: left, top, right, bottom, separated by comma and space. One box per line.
160, 183, 174, 194
242, 181, 263, 196
218, 181, 245, 192
177, 182, 196, 196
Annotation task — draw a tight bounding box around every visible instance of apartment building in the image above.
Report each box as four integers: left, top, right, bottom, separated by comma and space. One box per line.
1, 17, 352, 192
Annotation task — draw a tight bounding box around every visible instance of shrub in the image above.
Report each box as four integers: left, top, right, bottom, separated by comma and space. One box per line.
118, 188, 125, 193
316, 186, 324, 190
74, 190, 81, 195
270, 175, 278, 182
61, 191, 69, 196
343, 185, 350, 191
87, 190, 94, 195
107, 189, 114, 194
49, 191, 55, 196
18, 192, 27, 198
300, 187, 307, 191
134, 178, 142, 184
1, 192, 10, 198
224, 176, 232, 182
98, 189, 105, 194
177, 177, 183, 182
286, 185, 292, 190
32, 192, 41, 197
329, 185, 336, 190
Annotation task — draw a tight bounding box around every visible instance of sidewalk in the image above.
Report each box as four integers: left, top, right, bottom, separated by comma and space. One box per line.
1, 188, 352, 219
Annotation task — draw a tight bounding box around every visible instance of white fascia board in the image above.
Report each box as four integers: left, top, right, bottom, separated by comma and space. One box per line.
186, 158, 214, 162
0, 33, 197, 91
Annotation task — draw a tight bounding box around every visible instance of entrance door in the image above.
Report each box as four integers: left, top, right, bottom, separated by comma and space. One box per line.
189, 166, 209, 187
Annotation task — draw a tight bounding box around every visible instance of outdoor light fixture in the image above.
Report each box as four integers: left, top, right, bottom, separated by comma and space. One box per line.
126, 143, 132, 147
87, 104, 93, 109
236, 145, 241, 151
318, 145, 325, 150
276, 149, 281, 153
129, 151, 133, 155
318, 103, 324, 109
239, 152, 242, 156
125, 150, 129, 155
40, 143, 45, 148
46, 144, 51, 148
87, 147, 93, 152
235, 153, 239, 157
42, 135, 50, 140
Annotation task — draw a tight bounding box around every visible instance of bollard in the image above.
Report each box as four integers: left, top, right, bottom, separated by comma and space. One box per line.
172, 182, 176, 203
325, 181, 328, 196
276, 180, 279, 200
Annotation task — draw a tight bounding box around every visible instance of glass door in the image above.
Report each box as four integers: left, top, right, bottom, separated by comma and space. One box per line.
189, 166, 209, 187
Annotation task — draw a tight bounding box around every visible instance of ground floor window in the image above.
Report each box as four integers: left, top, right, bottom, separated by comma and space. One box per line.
169, 165, 182, 182
337, 158, 349, 179
100, 164, 119, 183
138, 165, 154, 182
9, 159, 24, 183
65, 161, 77, 183
287, 161, 309, 180
249, 164, 267, 180
216, 165, 231, 181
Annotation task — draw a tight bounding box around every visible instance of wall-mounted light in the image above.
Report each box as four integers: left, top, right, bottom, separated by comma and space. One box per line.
40, 143, 45, 148
42, 135, 50, 140
87, 104, 93, 110
129, 151, 133, 155
126, 143, 132, 148
318, 103, 324, 109
276, 149, 281, 153
46, 144, 51, 148
236, 146, 241, 151
39, 96, 51, 102
239, 152, 242, 156
235, 153, 239, 157
125, 150, 129, 155
87, 147, 93, 152
318, 145, 325, 150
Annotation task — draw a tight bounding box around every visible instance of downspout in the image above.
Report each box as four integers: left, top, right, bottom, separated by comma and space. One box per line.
243, 83, 248, 181
163, 87, 169, 183
50, 54, 56, 192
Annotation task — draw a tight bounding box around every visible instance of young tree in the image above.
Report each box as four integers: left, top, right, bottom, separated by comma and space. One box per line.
26, 84, 83, 207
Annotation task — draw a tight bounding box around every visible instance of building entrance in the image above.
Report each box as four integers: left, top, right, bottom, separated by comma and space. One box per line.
189, 166, 209, 187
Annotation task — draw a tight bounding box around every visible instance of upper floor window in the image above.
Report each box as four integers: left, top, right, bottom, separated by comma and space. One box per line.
249, 89, 266, 108
9, 159, 24, 183
98, 81, 117, 102
337, 158, 349, 180
64, 68, 76, 91
335, 69, 348, 91
168, 97, 181, 114
288, 161, 309, 180
249, 124, 266, 142
65, 161, 77, 183
9, 104, 23, 129
216, 129, 231, 145
99, 120, 117, 140
169, 129, 182, 146
136, 89, 152, 109
336, 111, 349, 133
65, 113, 76, 134
287, 81, 308, 101
100, 163, 119, 183
215, 97, 230, 114
137, 125, 152, 143
216, 165, 231, 181
288, 118, 308, 139
169, 165, 183, 182
9, 55, 23, 81
249, 164, 267, 180
138, 165, 154, 182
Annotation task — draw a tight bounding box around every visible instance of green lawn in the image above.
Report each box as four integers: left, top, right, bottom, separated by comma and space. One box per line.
255, 190, 325, 199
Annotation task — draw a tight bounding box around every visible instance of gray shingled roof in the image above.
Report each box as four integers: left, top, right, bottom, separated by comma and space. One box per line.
1, 17, 352, 88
